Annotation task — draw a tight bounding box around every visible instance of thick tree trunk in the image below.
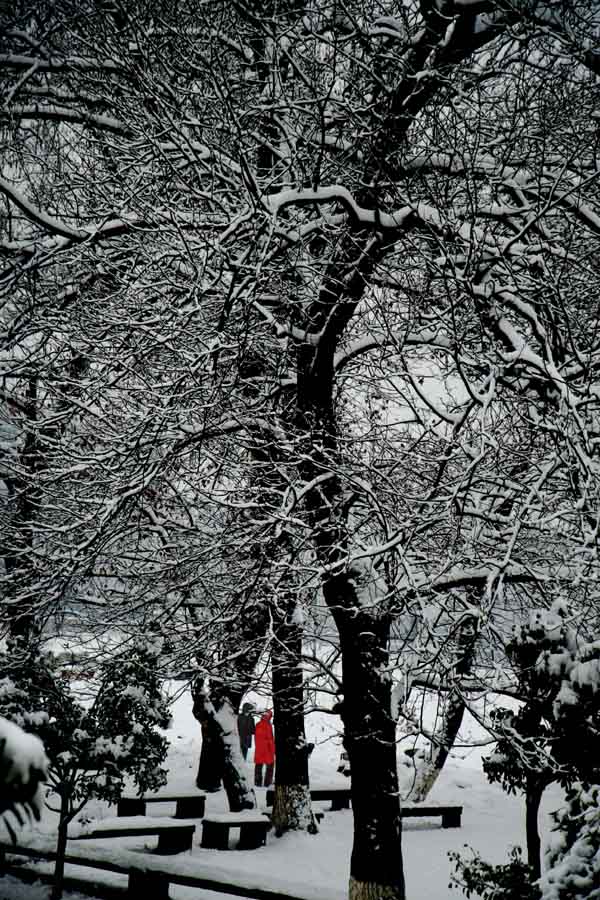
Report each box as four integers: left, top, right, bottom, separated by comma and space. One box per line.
191, 597, 270, 798
4, 363, 88, 646
296, 360, 405, 897
332, 589, 404, 900
271, 595, 316, 835
408, 691, 466, 802
192, 679, 256, 811
525, 777, 544, 881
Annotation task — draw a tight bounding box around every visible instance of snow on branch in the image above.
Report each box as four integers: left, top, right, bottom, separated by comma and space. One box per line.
267, 187, 414, 232
0, 176, 89, 240
397, 564, 571, 595
2, 105, 131, 135
333, 328, 453, 370
0, 176, 153, 246
0, 53, 124, 74
252, 300, 321, 345
266, 187, 569, 268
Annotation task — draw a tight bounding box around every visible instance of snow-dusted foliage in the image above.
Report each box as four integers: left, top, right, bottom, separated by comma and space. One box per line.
484, 602, 600, 791
0, 637, 170, 896
0, 715, 48, 838
0, 716, 47, 789
481, 603, 600, 899
540, 786, 600, 900
0, 638, 170, 806
449, 846, 540, 900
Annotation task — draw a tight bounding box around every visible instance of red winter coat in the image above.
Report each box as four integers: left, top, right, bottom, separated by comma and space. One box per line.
254, 712, 275, 765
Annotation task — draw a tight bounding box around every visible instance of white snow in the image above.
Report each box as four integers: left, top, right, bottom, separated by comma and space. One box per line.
0, 684, 566, 900
0, 716, 48, 786
202, 811, 271, 824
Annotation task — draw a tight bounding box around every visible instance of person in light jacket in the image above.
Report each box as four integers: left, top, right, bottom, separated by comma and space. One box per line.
254, 710, 275, 787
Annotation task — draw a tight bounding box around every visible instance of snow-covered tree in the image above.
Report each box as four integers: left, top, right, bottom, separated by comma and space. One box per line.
540, 785, 600, 900
0, 638, 170, 900
3, 3, 600, 900
483, 601, 600, 883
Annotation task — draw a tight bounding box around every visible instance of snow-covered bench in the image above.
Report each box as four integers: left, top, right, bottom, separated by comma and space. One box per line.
0, 839, 312, 899
200, 811, 272, 850
70, 816, 196, 854
266, 786, 351, 810
0, 841, 172, 899
265, 789, 462, 826
402, 805, 463, 828
116, 792, 206, 819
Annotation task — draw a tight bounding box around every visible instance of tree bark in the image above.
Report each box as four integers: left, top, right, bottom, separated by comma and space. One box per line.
271, 594, 316, 835
409, 614, 478, 801
295, 304, 406, 897
192, 679, 256, 811
3, 375, 44, 646
331, 588, 404, 900
294, 347, 406, 895
51, 787, 71, 900
526, 777, 544, 881
408, 691, 466, 802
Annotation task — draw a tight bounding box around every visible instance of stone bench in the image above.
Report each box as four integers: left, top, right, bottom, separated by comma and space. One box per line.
402, 805, 463, 828
200, 811, 272, 850
116, 792, 206, 819
265, 789, 462, 826
262, 808, 324, 826
266, 786, 351, 811
70, 816, 196, 854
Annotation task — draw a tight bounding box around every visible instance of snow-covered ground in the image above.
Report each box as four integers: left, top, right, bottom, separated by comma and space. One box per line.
1, 683, 564, 900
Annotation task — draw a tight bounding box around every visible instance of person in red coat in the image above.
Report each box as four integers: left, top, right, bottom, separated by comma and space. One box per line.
254, 710, 275, 788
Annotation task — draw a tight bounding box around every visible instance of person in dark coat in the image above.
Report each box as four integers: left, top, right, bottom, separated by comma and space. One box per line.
254, 710, 275, 787
196, 719, 224, 792
237, 702, 256, 760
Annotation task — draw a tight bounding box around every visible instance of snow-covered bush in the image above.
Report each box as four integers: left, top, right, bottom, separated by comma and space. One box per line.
484, 601, 600, 795
0, 638, 171, 805
481, 601, 600, 898
0, 716, 48, 840
539, 786, 600, 900
506, 603, 600, 785
0, 638, 171, 899
449, 845, 540, 900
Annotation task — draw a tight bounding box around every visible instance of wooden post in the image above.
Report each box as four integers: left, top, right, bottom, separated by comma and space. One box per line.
201, 821, 230, 850
128, 868, 170, 899
118, 798, 146, 817
174, 796, 205, 819
441, 808, 462, 828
